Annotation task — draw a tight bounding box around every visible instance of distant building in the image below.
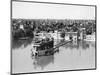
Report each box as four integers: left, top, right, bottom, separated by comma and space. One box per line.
19, 24, 24, 30
79, 28, 86, 40
65, 32, 78, 41
84, 32, 95, 41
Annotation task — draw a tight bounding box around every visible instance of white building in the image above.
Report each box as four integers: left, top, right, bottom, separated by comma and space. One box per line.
65, 32, 78, 41
84, 32, 95, 41
19, 24, 24, 30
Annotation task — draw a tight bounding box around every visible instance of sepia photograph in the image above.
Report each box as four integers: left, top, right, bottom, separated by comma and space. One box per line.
11, 0, 96, 74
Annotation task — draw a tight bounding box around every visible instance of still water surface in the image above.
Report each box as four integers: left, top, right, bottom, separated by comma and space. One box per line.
12, 39, 95, 74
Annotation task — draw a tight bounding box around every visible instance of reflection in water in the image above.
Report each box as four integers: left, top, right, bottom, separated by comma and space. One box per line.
62, 40, 92, 50
31, 55, 54, 70
12, 39, 95, 74
12, 39, 33, 49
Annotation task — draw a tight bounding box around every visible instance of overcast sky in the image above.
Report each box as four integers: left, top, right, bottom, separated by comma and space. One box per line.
12, 1, 95, 20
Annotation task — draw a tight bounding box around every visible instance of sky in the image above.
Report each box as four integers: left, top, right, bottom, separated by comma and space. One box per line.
12, 1, 95, 20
